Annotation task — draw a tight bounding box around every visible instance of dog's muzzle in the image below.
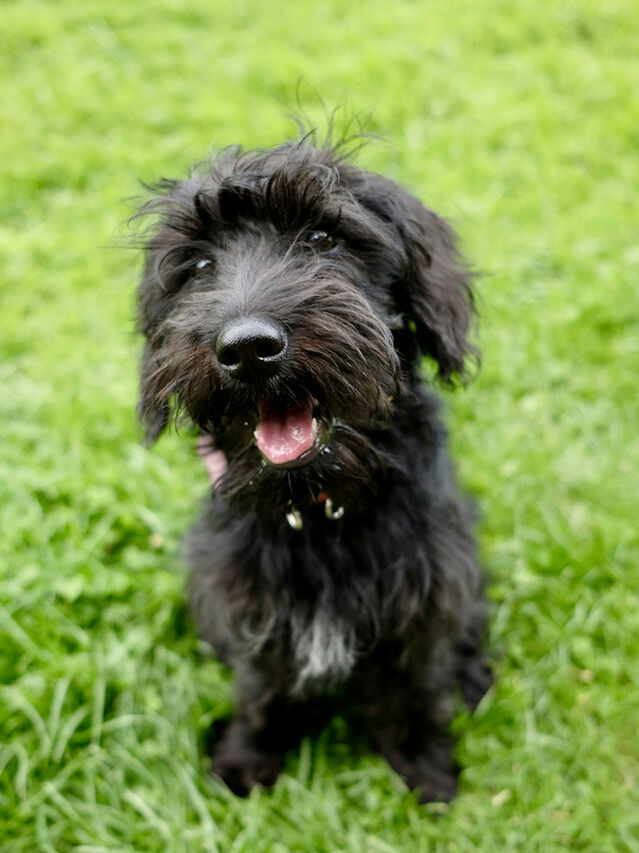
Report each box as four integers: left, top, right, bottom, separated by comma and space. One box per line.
215, 315, 331, 469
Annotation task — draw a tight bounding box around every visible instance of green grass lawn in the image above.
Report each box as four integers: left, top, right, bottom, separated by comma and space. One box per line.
2, 0, 638, 849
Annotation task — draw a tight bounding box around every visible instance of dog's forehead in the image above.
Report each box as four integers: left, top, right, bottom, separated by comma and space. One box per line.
214, 157, 342, 227
198, 151, 394, 253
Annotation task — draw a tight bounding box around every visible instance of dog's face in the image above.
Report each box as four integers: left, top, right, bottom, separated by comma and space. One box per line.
136, 143, 474, 514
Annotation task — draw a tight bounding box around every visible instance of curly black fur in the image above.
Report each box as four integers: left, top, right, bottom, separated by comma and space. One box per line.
135, 138, 492, 802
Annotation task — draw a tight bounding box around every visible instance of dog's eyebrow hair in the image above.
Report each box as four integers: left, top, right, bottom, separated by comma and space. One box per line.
220, 186, 380, 253
217, 162, 347, 234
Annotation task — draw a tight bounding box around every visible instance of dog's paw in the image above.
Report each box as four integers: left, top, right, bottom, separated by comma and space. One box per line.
384, 733, 459, 803
411, 756, 459, 804
208, 719, 283, 797
211, 747, 283, 797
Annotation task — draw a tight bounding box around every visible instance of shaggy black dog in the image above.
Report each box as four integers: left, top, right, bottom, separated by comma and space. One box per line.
136, 138, 492, 802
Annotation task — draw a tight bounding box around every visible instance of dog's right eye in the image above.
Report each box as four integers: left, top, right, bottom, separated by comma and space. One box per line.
195, 258, 212, 270
307, 230, 336, 252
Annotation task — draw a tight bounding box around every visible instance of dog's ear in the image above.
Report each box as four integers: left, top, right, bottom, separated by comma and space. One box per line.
138, 339, 171, 443
136, 247, 171, 444
396, 194, 477, 381
352, 172, 477, 382
134, 178, 206, 443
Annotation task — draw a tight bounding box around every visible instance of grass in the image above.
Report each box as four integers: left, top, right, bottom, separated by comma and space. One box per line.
1, 0, 638, 849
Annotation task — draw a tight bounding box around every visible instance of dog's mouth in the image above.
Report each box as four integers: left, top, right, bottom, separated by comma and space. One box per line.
254, 397, 329, 468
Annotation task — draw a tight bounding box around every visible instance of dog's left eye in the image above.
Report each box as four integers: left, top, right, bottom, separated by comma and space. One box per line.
307, 230, 336, 251
195, 258, 212, 270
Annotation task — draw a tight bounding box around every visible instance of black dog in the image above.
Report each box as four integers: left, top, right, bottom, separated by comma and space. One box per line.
136, 138, 492, 802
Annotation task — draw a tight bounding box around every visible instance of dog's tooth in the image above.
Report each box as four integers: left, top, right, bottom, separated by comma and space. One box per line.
311, 418, 318, 440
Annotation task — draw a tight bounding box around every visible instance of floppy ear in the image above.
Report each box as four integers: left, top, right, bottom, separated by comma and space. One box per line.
138, 339, 171, 444
353, 172, 477, 381
397, 191, 476, 380
134, 177, 207, 443
135, 221, 179, 444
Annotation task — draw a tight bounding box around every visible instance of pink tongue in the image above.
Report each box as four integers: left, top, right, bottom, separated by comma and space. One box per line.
256, 402, 315, 465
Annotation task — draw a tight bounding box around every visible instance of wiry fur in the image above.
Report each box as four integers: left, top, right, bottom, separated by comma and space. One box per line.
135, 138, 492, 802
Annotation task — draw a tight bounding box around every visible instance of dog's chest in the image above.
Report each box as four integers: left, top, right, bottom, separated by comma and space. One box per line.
288, 607, 356, 694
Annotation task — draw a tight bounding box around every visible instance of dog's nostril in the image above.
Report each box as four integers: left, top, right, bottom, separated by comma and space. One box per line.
217, 345, 241, 368
255, 338, 284, 360
216, 317, 288, 378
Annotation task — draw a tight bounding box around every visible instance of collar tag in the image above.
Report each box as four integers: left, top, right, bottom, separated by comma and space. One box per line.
324, 498, 345, 520
286, 509, 304, 530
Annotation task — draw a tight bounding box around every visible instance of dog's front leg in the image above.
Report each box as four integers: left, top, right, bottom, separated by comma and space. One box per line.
208, 664, 314, 797
355, 652, 460, 803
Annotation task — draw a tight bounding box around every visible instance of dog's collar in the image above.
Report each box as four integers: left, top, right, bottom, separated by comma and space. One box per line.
285, 494, 344, 530
197, 436, 345, 530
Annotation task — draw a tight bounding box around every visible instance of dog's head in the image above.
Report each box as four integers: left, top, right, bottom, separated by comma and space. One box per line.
135, 141, 475, 516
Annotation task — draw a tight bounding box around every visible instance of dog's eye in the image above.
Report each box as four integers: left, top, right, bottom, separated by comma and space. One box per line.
195, 258, 212, 270
307, 230, 336, 252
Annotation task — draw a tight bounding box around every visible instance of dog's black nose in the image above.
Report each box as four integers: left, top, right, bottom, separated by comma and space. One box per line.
216, 317, 288, 380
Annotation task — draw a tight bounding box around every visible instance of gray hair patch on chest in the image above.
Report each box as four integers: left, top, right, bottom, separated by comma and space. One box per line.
290, 609, 357, 695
